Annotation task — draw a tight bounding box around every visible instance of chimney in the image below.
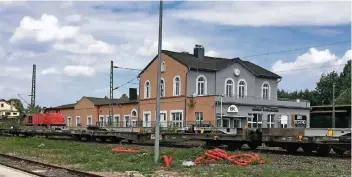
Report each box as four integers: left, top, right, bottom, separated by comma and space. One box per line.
194, 44, 204, 60
129, 88, 137, 100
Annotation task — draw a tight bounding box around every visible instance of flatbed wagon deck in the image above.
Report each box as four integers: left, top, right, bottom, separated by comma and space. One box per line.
0, 126, 350, 156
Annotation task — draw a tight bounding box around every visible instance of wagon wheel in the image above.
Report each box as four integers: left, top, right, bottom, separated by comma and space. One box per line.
332, 147, 345, 155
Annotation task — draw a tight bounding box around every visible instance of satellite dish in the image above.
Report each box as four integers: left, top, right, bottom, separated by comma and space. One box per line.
234, 68, 240, 76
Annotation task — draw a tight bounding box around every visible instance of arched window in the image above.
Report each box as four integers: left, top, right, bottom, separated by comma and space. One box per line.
144, 81, 151, 99
131, 109, 137, 117
262, 82, 270, 99
196, 75, 207, 95
238, 79, 246, 98
160, 78, 165, 97
173, 76, 181, 96
225, 78, 234, 97
161, 62, 166, 72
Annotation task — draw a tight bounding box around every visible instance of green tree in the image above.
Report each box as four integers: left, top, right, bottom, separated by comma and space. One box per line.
120, 94, 129, 100
315, 71, 341, 105
25, 105, 42, 114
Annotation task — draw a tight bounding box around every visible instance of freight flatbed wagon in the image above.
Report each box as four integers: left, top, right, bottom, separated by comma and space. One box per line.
0, 126, 350, 156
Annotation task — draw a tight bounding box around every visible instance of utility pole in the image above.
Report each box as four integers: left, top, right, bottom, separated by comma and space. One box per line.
109, 61, 114, 130
154, 0, 163, 164
332, 83, 335, 128
30, 64, 36, 114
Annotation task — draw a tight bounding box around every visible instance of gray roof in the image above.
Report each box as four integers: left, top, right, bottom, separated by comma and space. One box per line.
85, 97, 138, 106
138, 50, 281, 79
56, 97, 137, 109
56, 103, 76, 109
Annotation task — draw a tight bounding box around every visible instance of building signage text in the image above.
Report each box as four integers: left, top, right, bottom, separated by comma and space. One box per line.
252, 107, 279, 112
294, 115, 307, 125
227, 105, 239, 113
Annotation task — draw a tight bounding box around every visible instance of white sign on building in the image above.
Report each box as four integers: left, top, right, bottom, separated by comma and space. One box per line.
227, 105, 239, 113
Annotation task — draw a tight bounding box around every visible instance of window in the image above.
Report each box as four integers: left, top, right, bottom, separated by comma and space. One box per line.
67, 117, 72, 126
0, 103, 3, 107
248, 114, 262, 128
238, 80, 246, 98
124, 115, 130, 127
171, 111, 183, 128
161, 61, 165, 72
262, 82, 270, 99
99, 115, 104, 127
173, 76, 181, 96
76, 116, 81, 126
267, 114, 274, 128
113, 115, 120, 127
196, 75, 207, 95
280, 115, 288, 128
131, 109, 137, 117
143, 112, 151, 127
87, 116, 92, 126
144, 80, 151, 99
160, 78, 165, 97
225, 78, 234, 97
233, 119, 241, 128
195, 112, 203, 125
12, 112, 18, 115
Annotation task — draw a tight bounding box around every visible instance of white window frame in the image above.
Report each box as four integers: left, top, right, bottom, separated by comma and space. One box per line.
144, 80, 151, 99
76, 116, 81, 127
233, 119, 241, 128
195, 112, 203, 125
261, 81, 271, 100
87, 115, 92, 126
222, 118, 231, 128
161, 61, 166, 72
155, 110, 167, 127
67, 116, 72, 127
196, 75, 207, 95
143, 111, 152, 127
160, 78, 165, 97
173, 75, 181, 96
247, 113, 262, 128
224, 78, 235, 97
99, 115, 104, 127
237, 79, 247, 98
113, 114, 120, 127
170, 110, 184, 128
267, 114, 274, 128
131, 108, 138, 117
124, 115, 130, 127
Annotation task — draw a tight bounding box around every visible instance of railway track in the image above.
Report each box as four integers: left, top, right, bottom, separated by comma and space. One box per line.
0, 153, 103, 177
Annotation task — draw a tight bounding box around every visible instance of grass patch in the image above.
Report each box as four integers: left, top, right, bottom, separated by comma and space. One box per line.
0, 137, 316, 176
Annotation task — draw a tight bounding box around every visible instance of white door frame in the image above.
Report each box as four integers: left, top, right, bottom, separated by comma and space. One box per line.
143, 111, 152, 127
124, 115, 130, 127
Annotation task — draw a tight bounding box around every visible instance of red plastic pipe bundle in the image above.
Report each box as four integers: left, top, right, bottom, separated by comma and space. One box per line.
111, 147, 141, 153
194, 148, 264, 166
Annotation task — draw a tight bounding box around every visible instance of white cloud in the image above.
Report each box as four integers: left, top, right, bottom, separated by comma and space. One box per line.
10, 13, 116, 54
205, 50, 220, 57
41, 67, 60, 75
272, 48, 352, 75
10, 14, 79, 43
65, 14, 82, 23
0, 46, 5, 58
64, 65, 96, 77
170, 2, 351, 26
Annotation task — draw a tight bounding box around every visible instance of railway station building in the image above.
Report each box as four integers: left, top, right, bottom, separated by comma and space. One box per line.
55, 45, 311, 129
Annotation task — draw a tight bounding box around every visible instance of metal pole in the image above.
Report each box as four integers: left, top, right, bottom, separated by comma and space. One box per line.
220, 95, 223, 127
109, 61, 114, 130
332, 83, 335, 128
31, 64, 36, 114
154, 0, 163, 164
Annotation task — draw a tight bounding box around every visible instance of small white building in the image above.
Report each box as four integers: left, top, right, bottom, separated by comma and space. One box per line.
0, 99, 20, 118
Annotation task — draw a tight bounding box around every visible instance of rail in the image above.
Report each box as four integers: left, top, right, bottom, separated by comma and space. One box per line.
0, 153, 103, 177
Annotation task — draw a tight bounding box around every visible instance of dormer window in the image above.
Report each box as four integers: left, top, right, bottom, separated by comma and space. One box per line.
161, 62, 165, 72
261, 82, 271, 100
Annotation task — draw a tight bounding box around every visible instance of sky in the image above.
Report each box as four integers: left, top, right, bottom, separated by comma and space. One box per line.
0, 1, 351, 107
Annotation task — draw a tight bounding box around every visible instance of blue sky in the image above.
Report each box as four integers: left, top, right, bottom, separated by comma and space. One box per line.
0, 1, 351, 107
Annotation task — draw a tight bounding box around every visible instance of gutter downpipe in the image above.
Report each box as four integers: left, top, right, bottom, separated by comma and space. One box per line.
184, 67, 191, 128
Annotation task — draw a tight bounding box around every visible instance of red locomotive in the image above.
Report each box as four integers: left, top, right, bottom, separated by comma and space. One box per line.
24, 107, 65, 127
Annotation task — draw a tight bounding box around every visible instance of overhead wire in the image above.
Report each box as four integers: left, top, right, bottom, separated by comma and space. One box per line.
114, 40, 351, 89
